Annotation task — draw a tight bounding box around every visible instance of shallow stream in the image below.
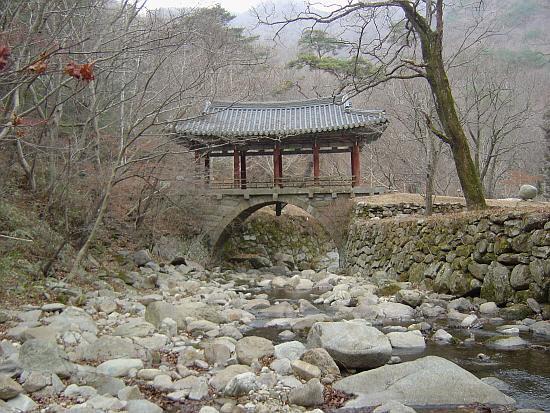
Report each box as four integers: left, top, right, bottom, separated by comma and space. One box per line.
242, 288, 550, 411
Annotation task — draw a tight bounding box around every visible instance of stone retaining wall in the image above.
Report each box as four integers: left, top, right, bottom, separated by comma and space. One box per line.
346, 208, 550, 305
355, 201, 466, 219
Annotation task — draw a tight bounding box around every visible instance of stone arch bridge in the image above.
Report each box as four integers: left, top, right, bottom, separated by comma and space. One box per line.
185, 186, 385, 268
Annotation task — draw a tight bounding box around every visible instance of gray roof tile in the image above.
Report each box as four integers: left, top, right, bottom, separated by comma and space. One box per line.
175, 95, 387, 138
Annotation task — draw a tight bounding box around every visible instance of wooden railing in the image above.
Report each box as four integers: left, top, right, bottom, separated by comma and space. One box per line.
208, 175, 357, 189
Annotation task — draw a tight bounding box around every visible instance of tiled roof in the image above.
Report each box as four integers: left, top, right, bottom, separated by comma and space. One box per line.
175, 95, 387, 138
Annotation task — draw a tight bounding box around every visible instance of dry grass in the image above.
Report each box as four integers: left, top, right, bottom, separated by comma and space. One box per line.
355, 192, 550, 209
277, 192, 550, 217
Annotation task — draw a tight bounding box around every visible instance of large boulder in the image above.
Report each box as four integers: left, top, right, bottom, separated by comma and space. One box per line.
18, 339, 74, 378
46, 306, 98, 334
223, 372, 258, 397
386, 331, 426, 350
235, 337, 275, 366
0, 373, 24, 400
83, 336, 136, 360
300, 348, 340, 376
394, 290, 424, 307
208, 365, 250, 392
485, 336, 528, 349
332, 356, 515, 409
274, 341, 306, 361
145, 301, 186, 329
519, 185, 537, 200
133, 250, 152, 266
288, 378, 324, 407
306, 321, 392, 369
377, 302, 415, 319
112, 320, 156, 338
530, 321, 550, 337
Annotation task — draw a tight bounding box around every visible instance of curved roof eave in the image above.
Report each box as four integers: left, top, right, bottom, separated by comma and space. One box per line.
174, 94, 388, 142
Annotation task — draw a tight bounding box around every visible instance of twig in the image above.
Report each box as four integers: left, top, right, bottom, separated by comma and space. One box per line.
0, 234, 33, 242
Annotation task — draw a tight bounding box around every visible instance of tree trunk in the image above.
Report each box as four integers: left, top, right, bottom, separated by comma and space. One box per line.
64, 149, 124, 281
425, 133, 436, 215
403, 0, 487, 210
15, 136, 36, 191
448, 130, 486, 208
44, 103, 63, 186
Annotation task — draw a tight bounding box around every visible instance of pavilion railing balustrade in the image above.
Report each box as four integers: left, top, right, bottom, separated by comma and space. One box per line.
206, 175, 357, 190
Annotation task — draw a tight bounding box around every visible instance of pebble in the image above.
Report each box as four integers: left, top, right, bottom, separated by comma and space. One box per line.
1, 258, 544, 412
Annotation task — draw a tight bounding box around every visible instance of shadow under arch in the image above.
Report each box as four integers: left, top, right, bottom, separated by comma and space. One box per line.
208, 195, 347, 268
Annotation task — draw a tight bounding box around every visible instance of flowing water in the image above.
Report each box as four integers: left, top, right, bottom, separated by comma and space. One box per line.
242, 288, 550, 411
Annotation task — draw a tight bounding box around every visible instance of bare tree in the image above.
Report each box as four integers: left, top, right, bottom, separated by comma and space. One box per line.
254, 0, 519, 209
0, 0, 266, 278
454, 61, 542, 198
65, 5, 266, 278
383, 80, 449, 213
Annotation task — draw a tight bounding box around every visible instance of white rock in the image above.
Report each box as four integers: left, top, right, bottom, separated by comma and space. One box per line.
199, 406, 219, 413
138, 369, 165, 381
6, 394, 38, 412
166, 389, 190, 401
126, 399, 164, 413
153, 374, 174, 390
88, 394, 124, 410
479, 302, 499, 315
63, 384, 98, 400
461, 314, 479, 328
387, 331, 426, 349
433, 329, 453, 342
485, 336, 528, 349
96, 358, 143, 377
264, 318, 293, 329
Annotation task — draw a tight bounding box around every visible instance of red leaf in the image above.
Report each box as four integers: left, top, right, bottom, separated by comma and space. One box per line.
64, 61, 81, 79
79, 62, 95, 83
0, 45, 11, 71
28, 60, 48, 74
64, 61, 95, 82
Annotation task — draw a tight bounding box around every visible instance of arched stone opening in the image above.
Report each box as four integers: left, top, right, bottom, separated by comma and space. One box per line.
209, 196, 346, 268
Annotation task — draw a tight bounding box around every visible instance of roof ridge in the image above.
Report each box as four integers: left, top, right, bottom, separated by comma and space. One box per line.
209, 94, 348, 109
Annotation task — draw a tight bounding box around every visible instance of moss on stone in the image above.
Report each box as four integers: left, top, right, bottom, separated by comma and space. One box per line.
484, 335, 511, 344
499, 304, 533, 320
376, 283, 402, 296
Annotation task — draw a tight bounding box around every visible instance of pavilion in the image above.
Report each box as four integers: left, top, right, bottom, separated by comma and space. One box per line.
174, 94, 388, 189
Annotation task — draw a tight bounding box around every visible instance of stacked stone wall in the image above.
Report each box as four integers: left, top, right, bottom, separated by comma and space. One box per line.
355, 201, 466, 219
346, 207, 550, 305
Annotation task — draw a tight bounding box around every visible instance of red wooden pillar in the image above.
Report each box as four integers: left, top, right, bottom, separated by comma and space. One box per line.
233, 146, 240, 188
278, 148, 283, 188
204, 153, 210, 187
273, 144, 281, 188
351, 141, 361, 187
240, 150, 247, 189
313, 140, 320, 186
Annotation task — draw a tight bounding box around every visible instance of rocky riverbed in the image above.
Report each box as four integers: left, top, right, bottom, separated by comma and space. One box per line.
1, 252, 549, 413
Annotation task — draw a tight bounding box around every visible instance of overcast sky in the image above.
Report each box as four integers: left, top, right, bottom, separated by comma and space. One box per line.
143, 0, 349, 15
143, 0, 266, 14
